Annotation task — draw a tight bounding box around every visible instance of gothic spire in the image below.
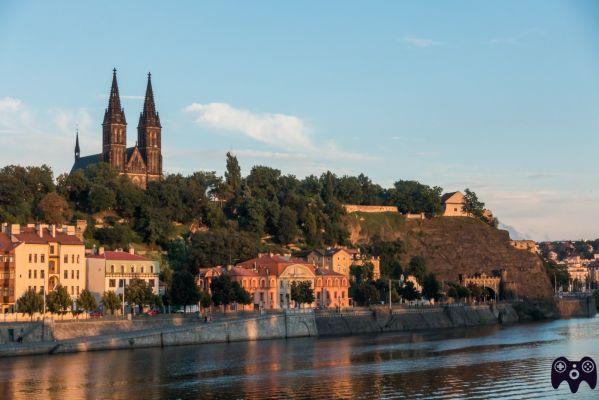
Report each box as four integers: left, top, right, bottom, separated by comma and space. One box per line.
74, 128, 80, 161
103, 68, 126, 125
138, 72, 161, 128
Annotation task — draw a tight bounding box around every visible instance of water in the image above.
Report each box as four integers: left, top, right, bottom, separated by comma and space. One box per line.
1, 317, 599, 399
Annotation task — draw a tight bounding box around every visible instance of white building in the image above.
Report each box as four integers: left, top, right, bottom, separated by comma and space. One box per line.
86, 249, 160, 302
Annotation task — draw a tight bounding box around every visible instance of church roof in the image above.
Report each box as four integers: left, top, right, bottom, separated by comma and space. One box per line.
70, 153, 102, 174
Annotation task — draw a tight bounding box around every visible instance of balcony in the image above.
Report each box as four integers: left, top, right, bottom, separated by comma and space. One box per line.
2, 296, 14, 304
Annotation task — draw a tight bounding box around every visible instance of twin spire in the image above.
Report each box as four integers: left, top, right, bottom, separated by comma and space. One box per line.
102, 68, 159, 128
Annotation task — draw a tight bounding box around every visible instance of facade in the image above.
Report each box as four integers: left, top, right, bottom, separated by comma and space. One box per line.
71, 69, 163, 188
588, 261, 599, 286
0, 232, 15, 313
199, 254, 349, 310
305, 247, 381, 279
0, 224, 86, 310
86, 249, 160, 303
441, 191, 468, 217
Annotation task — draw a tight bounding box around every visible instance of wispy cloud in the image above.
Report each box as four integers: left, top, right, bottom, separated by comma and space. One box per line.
400, 36, 443, 48
184, 102, 311, 150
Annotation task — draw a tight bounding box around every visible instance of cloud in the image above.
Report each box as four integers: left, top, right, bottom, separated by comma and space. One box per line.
0, 96, 95, 173
400, 36, 443, 48
184, 102, 311, 150
121, 95, 144, 100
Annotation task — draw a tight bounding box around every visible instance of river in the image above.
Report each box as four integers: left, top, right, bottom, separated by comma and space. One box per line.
1, 317, 598, 399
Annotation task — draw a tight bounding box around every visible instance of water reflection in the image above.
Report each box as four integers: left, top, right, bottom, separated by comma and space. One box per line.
1, 317, 598, 399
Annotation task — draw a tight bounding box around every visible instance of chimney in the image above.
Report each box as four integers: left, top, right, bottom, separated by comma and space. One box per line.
36, 224, 43, 238
10, 224, 20, 235
50, 225, 56, 237
1, 223, 6, 234
128, 247, 135, 255
98, 247, 105, 255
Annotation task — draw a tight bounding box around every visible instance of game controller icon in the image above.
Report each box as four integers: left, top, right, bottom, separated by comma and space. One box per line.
551, 356, 597, 393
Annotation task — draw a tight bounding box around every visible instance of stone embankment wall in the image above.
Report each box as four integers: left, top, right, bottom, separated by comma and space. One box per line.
315, 304, 518, 336
0, 304, 525, 358
556, 296, 597, 318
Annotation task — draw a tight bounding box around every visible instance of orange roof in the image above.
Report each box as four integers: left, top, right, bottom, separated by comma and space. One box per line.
13, 227, 82, 245
236, 254, 316, 276
0, 232, 14, 253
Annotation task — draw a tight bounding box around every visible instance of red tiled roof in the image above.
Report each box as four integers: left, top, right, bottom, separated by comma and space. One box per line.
0, 232, 14, 253
315, 268, 345, 276
87, 251, 150, 261
13, 227, 82, 245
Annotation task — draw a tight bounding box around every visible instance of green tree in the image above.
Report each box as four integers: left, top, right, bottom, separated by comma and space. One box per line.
210, 274, 235, 308
46, 285, 72, 314
463, 188, 485, 219
87, 184, 116, 213
16, 289, 43, 318
290, 281, 315, 308
276, 206, 298, 244
447, 282, 470, 301
349, 263, 374, 284
200, 291, 212, 310
77, 289, 98, 312
544, 260, 569, 290
467, 283, 484, 300
232, 281, 253, 306
101, 291, 122, 315
399, 281, 420, 301
389, 180, 443, 216
350, 282, 380, 306
171, 270, 202, 312
125, 278, 155, 313
421, 273, 441, 301
407, 256, 427, 283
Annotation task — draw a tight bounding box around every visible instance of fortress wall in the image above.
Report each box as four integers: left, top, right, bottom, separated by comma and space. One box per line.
343, 205, 399, 213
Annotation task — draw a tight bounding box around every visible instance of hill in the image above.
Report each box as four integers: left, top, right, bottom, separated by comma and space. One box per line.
345, 213, 553, 301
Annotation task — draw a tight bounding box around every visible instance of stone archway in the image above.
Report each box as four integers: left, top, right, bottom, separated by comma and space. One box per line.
48, 275, 59, 291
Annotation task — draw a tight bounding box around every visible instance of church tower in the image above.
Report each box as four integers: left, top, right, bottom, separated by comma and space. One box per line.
74, 128, 80, 161
102, 68, 127, 172
137, 72, 162, 180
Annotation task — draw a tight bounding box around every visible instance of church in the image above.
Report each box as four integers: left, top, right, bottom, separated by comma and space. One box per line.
71, 69, 163, 188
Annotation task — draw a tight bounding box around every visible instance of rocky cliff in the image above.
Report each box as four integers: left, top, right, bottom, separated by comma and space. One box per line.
345, 213, 553, 301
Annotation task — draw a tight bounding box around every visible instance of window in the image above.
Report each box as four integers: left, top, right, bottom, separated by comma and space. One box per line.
119, 279, 124, 287
34, 254, 37, 263
34, 270, 37, 279
71, 270, 74, 279
41, 255, 45, 263
50, 245, 55, 254
64, 270, 68, 279
260, 292, 264, 302
141, 266, 144, 273
29, 254, 32, 263
120, 265, 124, 273
70, 286, 74, 295
76, 286, 79, 295
149, 279, 155, 288
76, 270, 79, 280
76, 255, 80, 263
150, 266, 154, 273
41, 270, 45, 279
28, 270, 31, 279
64, 255, 68, 263
130, 266, 134, 273
71, 255, 75, 263
110, 265, 115, 273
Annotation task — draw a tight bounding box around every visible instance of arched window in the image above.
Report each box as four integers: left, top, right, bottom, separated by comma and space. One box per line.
334, 278, 339, 287
270, 279, 275, 287
342, 279, 347, 286
130, 266, 134, 273
317, 278, 322, 286
141, 266, 144, 273
110, 265, 115, 273
260, 279, 265, 288
327, 279, 332, 286
121, 265, 124, 273
150, 266, 154, 273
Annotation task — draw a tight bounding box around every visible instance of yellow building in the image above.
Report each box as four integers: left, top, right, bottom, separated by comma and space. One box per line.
1, 224, 86, 309
305, 247, 381, 279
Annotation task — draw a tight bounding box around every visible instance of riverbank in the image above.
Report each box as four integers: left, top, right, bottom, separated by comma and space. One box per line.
0, 303, 525, 358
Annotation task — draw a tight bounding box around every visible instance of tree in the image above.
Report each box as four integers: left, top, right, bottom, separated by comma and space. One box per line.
87, 184, 116, 213
389, 180, 442, 216
210, 274, 235, 308
407, 256, 427, 283
171, 270, 202, 312
350, 282, 380, 306
276, 206, 298, 244
544, 260, 569, 290
399, 281, 420, 301
467, 283, 484, 300
421, 273, 441, 301
290, 281, 315, 308
46, 285, 72, 314
232, 281, 253, 306
447, 283, 470, 301
16, 289, 43, 318
350, 263, 374, 284
200, 291, 212, 310
463, 188, 485, 219
125, 278, 155, 313
77, 289, 98, 312
101, 291, 122, 315
37, 192, 72, 224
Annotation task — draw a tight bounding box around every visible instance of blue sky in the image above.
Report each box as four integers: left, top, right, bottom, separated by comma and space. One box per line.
0, 1, 598, 241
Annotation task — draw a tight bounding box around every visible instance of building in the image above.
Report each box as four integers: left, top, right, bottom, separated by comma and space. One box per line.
510, 240, 539, 254
588, 261, 599, 286
0, 224, 86, 310
71, 69, 163, 188
86, 249, 160, 303
0, 232, 15, 313
304, 247, 381, 279
441, 191, 468, 217
199, 254, 350, 309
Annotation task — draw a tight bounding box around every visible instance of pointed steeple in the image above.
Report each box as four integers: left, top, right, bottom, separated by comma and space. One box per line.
103, 68, 126, 125
138, 72, 161, 128
74, 128, 80, 161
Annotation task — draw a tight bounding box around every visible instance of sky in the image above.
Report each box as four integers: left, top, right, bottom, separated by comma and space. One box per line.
0, 1, 598, 241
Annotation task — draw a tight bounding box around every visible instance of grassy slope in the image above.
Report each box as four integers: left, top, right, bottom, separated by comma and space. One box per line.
345, 213, 553, 301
